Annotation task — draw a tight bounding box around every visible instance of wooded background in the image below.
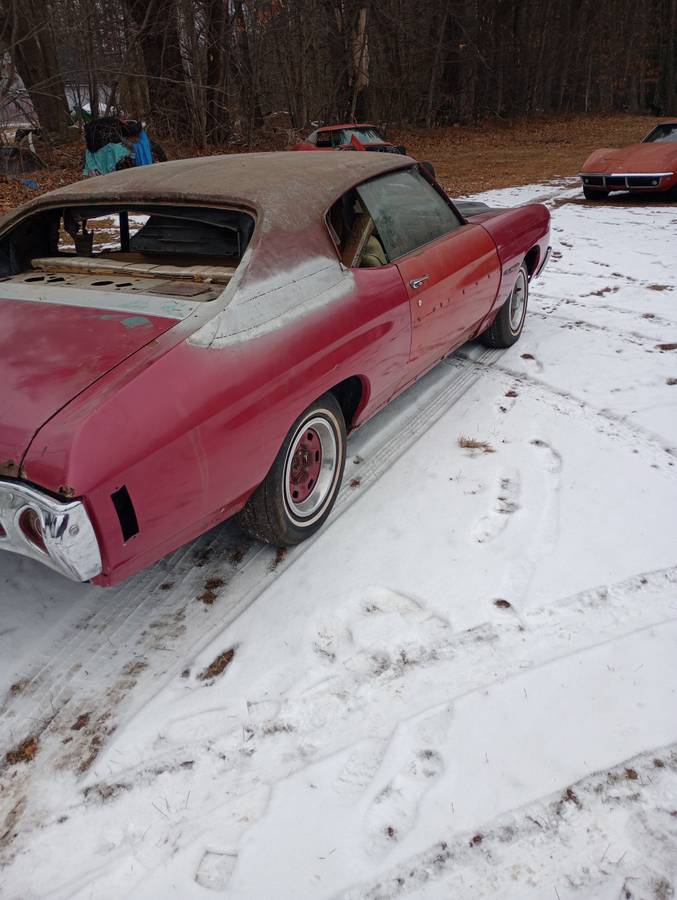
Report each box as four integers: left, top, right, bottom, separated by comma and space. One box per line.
1, 0, 675, 146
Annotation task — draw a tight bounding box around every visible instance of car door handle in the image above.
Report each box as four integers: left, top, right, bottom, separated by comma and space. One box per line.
409, 274, 430, 290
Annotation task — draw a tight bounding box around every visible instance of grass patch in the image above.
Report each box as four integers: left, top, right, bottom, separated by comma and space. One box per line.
458, 436, 495, 454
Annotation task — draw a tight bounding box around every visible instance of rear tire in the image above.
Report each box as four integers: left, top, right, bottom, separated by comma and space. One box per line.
479, 263, 529, 349
583, 186, 608, 201
237, 393, 347, 546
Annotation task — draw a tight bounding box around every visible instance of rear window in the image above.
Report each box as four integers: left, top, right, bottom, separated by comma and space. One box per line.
0, 204, 255, 302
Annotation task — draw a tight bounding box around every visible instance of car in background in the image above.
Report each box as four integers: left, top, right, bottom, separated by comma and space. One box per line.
579, 121, 677, 200
292, 123, 405, 154
0, 152, 549, 585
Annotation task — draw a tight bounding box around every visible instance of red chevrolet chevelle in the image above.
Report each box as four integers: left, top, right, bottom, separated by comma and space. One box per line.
0, 153, 550, 584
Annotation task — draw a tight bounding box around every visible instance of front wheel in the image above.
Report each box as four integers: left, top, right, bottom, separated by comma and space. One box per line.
479, 263, 529, 348
237, 393, 347, 546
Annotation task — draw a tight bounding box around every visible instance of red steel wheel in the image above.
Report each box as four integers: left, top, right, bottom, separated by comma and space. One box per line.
237, 393, 347, 546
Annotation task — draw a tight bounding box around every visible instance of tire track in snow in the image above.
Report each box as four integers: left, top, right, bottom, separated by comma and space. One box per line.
339, 742, 677, 900
450, 352, 677, 468
65, 565, 677, 807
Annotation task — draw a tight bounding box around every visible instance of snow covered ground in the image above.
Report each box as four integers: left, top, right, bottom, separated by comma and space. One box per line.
1, 180, 677, 900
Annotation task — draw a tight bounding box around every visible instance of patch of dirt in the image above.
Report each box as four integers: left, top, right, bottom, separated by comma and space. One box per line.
458, 436, 495, 454
4, 737, 39, 767
350, 477, 362, 488
229, 547, 244, 565
656, 344, 677, 352
122, 660, 148, 677
0, 798, 26, 850
77, 712, 116, 773
197, 577, 225, 605
193, 547, 212, 568
270, 547, 287, 571
71, 713, 90, 732
647, 284, 672, 292
7, 679, 29, 700
587, 286, 619, 297
197, 648, 236, 682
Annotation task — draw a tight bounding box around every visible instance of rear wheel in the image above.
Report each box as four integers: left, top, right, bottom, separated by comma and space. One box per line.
583, 186, 608, 201
237, 393, 346, 546
480, 263, 529, 349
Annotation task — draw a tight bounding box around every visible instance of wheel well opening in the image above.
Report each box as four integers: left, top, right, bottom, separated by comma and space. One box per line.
524, 246, 540, 278
330, 376, 364, 430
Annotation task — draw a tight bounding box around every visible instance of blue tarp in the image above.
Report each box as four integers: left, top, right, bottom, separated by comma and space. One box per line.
131, 130, 153, 166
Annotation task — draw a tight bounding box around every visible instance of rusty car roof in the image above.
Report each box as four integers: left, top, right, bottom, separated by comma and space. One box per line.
2, 152, 413, 229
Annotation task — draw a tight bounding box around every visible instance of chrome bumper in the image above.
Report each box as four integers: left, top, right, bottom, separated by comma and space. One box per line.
579, 172, 671, 189
0, 480, 102, 581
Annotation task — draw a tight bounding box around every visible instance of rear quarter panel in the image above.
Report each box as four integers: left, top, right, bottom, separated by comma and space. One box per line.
23, 265, 411, 584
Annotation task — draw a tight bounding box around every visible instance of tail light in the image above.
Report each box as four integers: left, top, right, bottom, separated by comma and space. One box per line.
18, 507, 47, 553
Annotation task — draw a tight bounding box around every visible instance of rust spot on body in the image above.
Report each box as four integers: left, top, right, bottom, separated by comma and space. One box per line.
0, 459, 19, 478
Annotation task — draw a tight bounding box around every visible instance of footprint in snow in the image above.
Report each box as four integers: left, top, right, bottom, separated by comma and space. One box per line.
364, 748, 444, 856
333, 739, 388, 799
195, 850, 238, 890
472, 471, 521, 544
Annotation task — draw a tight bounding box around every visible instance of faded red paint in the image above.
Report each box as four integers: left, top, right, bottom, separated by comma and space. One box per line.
0, 298, 176, 473
0, 153, 550, 584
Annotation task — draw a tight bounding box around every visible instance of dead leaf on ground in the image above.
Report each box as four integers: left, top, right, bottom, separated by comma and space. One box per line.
5, 736, 39, 766
198, 648, 236, 682
197, 577, 225, 605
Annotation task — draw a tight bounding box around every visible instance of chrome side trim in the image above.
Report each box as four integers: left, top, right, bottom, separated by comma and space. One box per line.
0, 480, 102, 581
533, 246, 551, 280
578, 172, 673, 177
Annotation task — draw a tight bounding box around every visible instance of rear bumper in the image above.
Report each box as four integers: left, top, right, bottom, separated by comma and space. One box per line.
0, 479, 101, 581
579, 172, 675, 191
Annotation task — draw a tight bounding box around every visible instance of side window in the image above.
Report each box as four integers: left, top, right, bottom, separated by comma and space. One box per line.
316, 131, 333, 148
327, 189, 388, 269
306, 130, 318, 146
332, 130, 346, 147
357, 168, 462, 260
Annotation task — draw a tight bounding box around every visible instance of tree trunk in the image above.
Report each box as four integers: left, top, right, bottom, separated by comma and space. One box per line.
3, 0, 70, 134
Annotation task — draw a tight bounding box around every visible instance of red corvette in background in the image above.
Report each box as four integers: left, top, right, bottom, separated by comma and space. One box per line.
292, 123, 406, 155
579, 121, 677, 200
0, 152, 550, 585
